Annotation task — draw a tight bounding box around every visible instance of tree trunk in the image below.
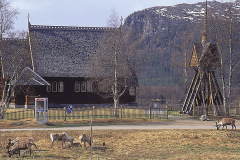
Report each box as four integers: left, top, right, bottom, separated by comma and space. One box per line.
210, 15, 228, 116
227, 19, 233, 111
113, 97, 119, 117
0, 75, 16, 119
113, 43, 119, 117
219, 48, 227, 116
184, 42, 188, 94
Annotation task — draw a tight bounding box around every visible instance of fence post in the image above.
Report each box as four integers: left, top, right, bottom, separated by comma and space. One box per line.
64, 107, 66, 121
149, 105, 152, 119
90, 117, 93, 160
121, 105, 123, 118
92, 106, 95, 120
34, 107, 35, 118
166, 103, 168, 119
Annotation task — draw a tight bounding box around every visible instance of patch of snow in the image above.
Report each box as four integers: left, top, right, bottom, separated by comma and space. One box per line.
187, 10, 204, 14
155, 8, 168, 15
188, 17, 194, 21
160, 8, 167, 12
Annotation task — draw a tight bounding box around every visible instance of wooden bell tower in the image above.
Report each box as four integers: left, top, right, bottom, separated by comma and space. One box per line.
181, 0, 224, 116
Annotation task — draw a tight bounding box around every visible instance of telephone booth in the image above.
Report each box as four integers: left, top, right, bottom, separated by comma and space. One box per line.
152, 99, 160, 108
35, 98, 48, 123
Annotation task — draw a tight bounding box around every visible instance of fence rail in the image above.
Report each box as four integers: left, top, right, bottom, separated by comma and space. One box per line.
4, 106, 168, 120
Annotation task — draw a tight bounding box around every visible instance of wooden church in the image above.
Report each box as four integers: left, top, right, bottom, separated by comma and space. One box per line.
0, 18, 138, 108
181, 0, 224, 116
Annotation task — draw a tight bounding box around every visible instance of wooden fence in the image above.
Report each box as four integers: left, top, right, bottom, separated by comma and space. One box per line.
4, 109, 34, 120
4, 106, 168, 121
191, 104, 240, 117
48, 106, 168, 120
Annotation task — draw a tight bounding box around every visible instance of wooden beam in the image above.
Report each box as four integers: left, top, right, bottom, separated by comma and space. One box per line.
212, 71, 223, 104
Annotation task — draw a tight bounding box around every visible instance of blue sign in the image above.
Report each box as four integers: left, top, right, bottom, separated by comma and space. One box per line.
66, 105, 74, 114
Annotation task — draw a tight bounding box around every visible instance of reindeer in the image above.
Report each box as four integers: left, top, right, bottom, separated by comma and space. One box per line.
50, 132, 74, 148
79, 134, 92, 149
215, 118, 236, 130
7, 137, 37, 157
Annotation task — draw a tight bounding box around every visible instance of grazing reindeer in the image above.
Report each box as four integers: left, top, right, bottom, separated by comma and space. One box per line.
215, 118, 236, 130
7, 137, 37, 157
50, 132, 74, 148
79, 134, 91, 149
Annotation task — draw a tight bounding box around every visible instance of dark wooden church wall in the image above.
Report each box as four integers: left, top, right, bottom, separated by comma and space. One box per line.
36, 77, 135, 105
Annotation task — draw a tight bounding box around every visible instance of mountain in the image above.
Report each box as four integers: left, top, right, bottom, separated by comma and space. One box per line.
124, 1, 240, 87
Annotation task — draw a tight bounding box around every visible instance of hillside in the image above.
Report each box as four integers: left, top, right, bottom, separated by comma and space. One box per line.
124, 1, 240, 87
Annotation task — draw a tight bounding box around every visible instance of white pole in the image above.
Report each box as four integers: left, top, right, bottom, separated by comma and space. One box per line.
90, 117, 93, 160
0, 130, 1, 150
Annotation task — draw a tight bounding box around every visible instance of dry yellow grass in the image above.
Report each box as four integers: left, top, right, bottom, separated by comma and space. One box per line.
1, 130, 240, 159
0, 118, 167, 129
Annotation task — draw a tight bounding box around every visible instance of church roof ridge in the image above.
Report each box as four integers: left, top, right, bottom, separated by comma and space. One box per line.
30, 24, 113, 31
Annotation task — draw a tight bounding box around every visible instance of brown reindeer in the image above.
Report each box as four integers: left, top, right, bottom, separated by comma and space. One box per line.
215, 118, 236, 130
7, 137, 37, 157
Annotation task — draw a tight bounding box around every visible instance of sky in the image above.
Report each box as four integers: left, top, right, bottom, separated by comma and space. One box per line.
8, 0, 228, 31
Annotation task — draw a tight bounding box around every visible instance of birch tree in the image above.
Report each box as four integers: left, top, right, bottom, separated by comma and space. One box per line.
208, 1, 240, 115
0, 39, 29, 119
0, 0, 19, 119
0, 0, 18, 37
90, 11, 131, 116
224, 2, 239, 109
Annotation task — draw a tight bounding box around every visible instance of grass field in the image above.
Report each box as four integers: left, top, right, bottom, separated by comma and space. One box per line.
1, 129, 240, 159
0, 118, 170, 129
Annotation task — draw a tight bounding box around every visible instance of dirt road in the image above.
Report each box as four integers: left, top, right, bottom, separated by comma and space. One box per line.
1, 116, 231, 131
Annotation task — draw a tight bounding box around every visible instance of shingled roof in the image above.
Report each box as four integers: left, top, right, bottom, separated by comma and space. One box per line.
199, 42, 221, 70
29, 24, 112, 77
189, 42, 220, 70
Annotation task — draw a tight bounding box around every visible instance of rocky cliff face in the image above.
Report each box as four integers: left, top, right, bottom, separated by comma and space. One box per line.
124, 1, 240, 86
126, 1, 240, 37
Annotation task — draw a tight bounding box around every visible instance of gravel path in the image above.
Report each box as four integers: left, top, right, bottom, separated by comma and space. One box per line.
1, 116, 229, 131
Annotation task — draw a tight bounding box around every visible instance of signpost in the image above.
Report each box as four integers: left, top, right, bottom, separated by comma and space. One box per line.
67, 105, 74, 114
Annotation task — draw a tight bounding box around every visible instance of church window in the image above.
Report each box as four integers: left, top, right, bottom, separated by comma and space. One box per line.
52, 81, 57, 92
75, 81, 80, 92
58, 81, 64, 92
87, 81, 92, 92
46, 81, 51, 92
81, 82, 86, 92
